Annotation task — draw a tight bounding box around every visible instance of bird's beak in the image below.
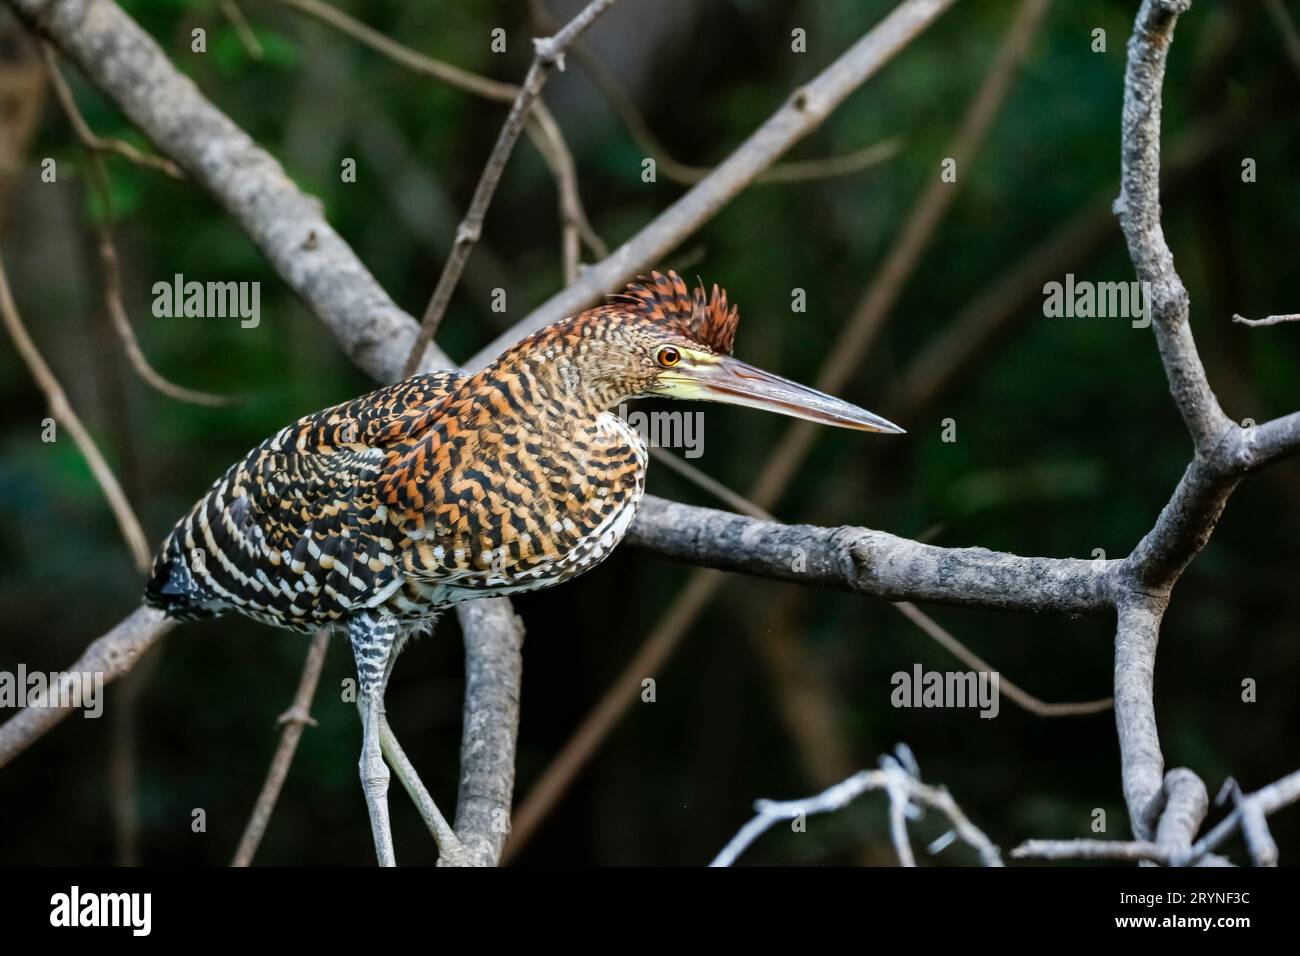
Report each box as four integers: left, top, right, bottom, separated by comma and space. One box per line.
662, 356, 905, 434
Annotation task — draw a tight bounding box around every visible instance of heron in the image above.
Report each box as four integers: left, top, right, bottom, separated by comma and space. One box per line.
144, 271, 904, 864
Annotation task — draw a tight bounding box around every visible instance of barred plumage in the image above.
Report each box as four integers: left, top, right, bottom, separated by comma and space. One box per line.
145, 270, 903, 865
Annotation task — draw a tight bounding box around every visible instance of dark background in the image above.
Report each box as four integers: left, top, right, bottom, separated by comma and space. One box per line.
1, 0, 1297, 865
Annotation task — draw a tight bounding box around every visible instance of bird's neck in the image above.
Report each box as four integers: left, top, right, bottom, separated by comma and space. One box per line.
476, 348, 622, 436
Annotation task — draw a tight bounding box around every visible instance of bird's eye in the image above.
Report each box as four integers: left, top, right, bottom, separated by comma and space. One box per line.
657, 346, 682, 368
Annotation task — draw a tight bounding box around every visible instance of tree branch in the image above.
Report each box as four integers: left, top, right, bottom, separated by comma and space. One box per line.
8, 0, 1300, 870
628, 496, 1116, 615
402, 0, 621, 374
273, 0, 607, 283
711, 747, 1002, 867
1116, 0, 1231, 452
231, 628, 330, 866
0, 249, 152, 573
40, 42, 233, 407
449, 599, 525, 867
465, 0, 959, 372
529, 0, 901, 188
0, 606, 173, 767
1232, 311, 1300, 327
8, 0, 452, 380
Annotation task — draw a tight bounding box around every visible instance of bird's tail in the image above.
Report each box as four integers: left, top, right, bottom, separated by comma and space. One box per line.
144, 531, 221, 622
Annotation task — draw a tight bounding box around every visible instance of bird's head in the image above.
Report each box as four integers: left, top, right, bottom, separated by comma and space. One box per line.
543, 271, 904, 434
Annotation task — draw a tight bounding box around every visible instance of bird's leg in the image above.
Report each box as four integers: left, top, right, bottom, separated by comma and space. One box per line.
378, 721, 472, 866
374, 632, 473, 866
348, 611, 398, 866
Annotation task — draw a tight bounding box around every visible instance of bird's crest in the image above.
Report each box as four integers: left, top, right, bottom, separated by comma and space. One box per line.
613, 271, 740, 355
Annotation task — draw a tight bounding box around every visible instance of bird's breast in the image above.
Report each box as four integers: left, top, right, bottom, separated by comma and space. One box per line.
396, 410, 647, 596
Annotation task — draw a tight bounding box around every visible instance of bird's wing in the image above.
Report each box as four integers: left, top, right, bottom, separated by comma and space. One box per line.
146, 371, 468, 628
377, 383, 648, 593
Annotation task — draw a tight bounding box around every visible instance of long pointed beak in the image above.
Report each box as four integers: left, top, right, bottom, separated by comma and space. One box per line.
672, 356, 905, 434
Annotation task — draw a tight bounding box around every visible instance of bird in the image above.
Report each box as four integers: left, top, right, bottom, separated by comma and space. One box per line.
144, 270, 903, 865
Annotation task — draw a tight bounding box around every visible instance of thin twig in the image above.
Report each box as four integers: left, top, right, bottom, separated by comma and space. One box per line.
41, 43, 234, 406
232, 629, 330, 866
751, 0, 1053, 507
219, 0, 264, 61
0, 250, 152, 573
531, 0, 902, 187
272, 0, 607, 277
465, 0, 961, 372
892, 602, 1112, 717
710, 747, 1002, 867
528, 102, 607, 282
36, 45, 181, 179
276, 0, 518, 100
1232, 311, 1300, 327
889, 91, 1271, 418
1176, 768, 1300, 866
402, 0, 622, 375
1012, 839, 1168, 862
655, 448, 1113, 717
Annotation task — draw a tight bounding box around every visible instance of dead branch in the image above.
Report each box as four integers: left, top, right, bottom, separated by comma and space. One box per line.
40, 42, 233, 407
273, 0, 607, 280
464, 0, 960, 372
0, 249, 152, 572
0, 605, 173, 767
711, 746, 1002, 867
231, 628, 330, 866
530, 0, 901, 188
1232, 311, 1300, 327
402, 0, 621, 374
9, 0, 453, 379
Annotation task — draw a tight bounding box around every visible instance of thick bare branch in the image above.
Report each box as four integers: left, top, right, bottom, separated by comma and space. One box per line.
629, 496, 1116, 615
450, 599, 526, 867
1116, 0, 1231, 451
1112, 592, 1167, 841
1108, 0, 1300, 848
